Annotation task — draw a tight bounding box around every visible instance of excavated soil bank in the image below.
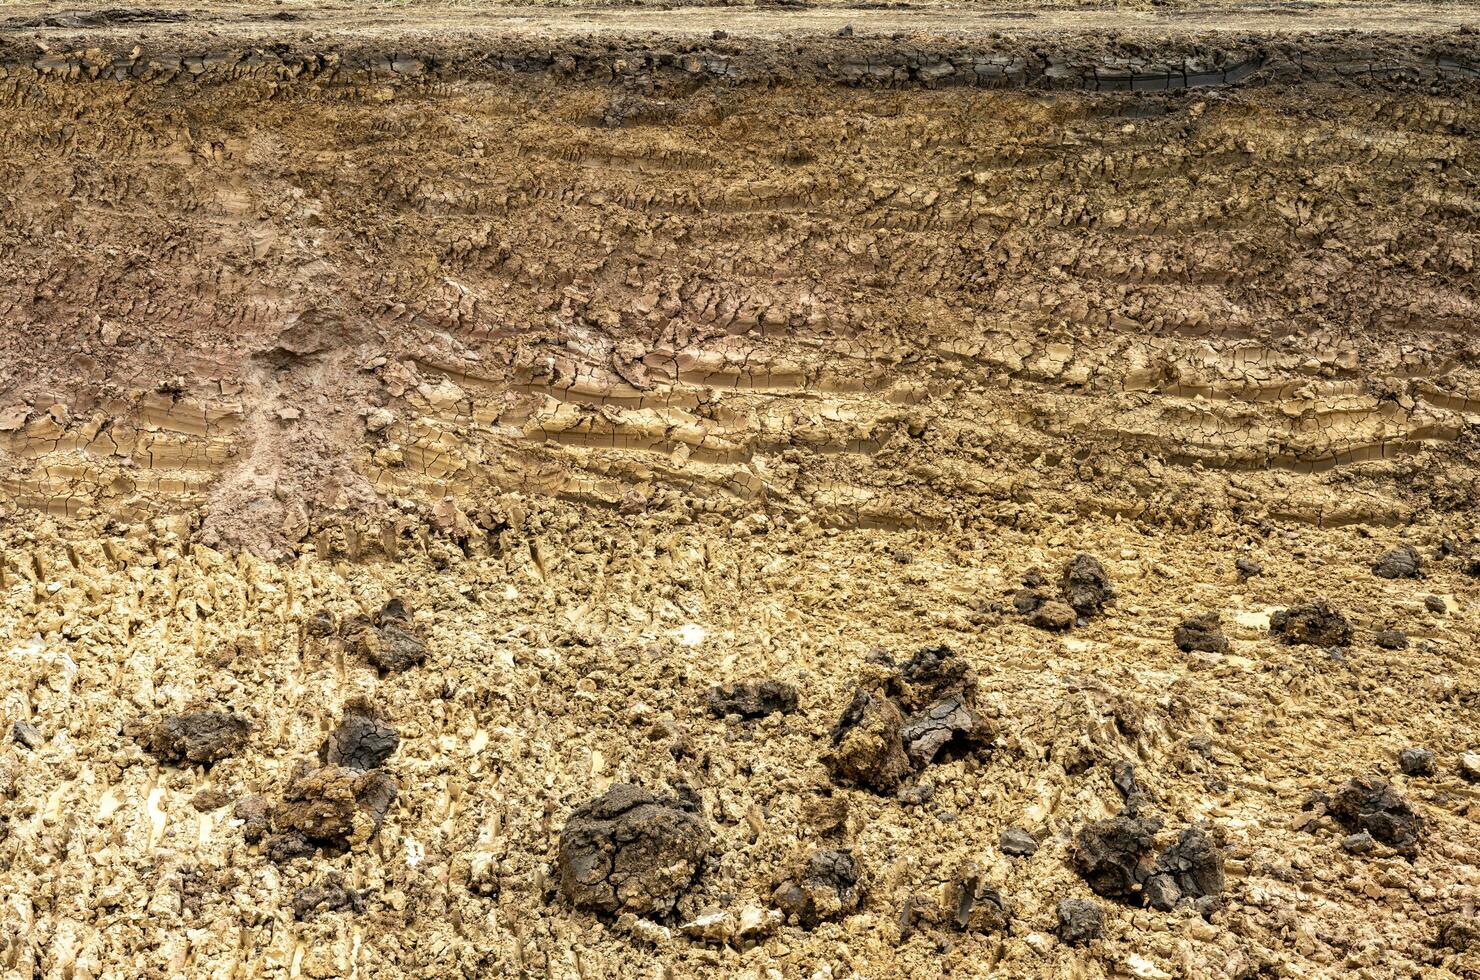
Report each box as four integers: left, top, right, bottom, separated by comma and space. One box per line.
1, 3, 1479, 978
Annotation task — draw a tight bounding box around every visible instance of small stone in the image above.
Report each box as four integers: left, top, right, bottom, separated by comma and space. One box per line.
364, 408, 396, 433
10, 720, 43, 750
1000, 827, 1039, 857
1424, 595, 1447, 614
1057, 898, 1104, 946
897, 781, 935, 806
1234, 557, 1263, 578
306, 609, 337, 638
1459, 752, 1480, 783
1373, 629, 1409, 650
1398, 747, 1435, 777
1342, 831, 1376, 854
1143, 874, 1181, 911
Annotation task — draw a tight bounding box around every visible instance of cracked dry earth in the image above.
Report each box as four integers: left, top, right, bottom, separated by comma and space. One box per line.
3, 2, 1480, 977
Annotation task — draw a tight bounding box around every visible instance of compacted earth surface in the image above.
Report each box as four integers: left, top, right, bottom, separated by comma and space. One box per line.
2, 2, 1480, 977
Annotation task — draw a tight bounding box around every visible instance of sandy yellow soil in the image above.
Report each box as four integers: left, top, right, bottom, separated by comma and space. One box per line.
0, 3, 1478, 978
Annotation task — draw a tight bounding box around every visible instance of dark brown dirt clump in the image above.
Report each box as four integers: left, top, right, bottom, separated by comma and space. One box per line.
1270, 600, 1353, 648
557, 783, 712, 917
771, 848, 864, 928
139, 710, 250, 764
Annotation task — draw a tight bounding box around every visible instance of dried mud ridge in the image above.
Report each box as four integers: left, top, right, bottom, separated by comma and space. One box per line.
2, 9, 1480, 980
0, 24, 1478, 553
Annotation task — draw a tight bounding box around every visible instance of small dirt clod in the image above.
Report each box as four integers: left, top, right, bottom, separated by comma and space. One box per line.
1060, 553, 1114, 618
1398, 747, 1436, 777
1057, 897, 1104, 946
705, 679, 798, 719
771, 849, 864, 928
1173, 612, 1229, 653
318, 697, 400, 771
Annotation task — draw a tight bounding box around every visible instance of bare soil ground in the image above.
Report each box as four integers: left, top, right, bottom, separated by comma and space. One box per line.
1, 3, 1479, 978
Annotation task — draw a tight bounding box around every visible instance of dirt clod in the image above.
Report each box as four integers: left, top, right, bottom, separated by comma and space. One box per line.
292, 873, 365, 920
1071, 810, 1162, 901
1145, 827, 1225, 910
273, 763, 399, 853
942, 863, 1011, 933
1270, 600, 1353, 648
705, 679, 798, 719
899, 693, 987, 768
318, 697, 400, 771
1374, 629, 1409, 650
557, 783, 712, 918
1437, 915, 1480, 952
1173, 612, 1229, 653
771, 848, 864, 928
1029, 600, 1077, 632
234, 793, 270, 844
307, 609, 337, 638
140, 710, 250, 764
1328, 776, 1422, 857
1060, 553, 1114, 618
823, 687, 912, 792
1057, 897, 1105, 946
1373, 544, 1422, 579
1398, 747, 1436, 776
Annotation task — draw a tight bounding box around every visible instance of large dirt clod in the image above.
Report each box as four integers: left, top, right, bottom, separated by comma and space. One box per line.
557, 784, 712, 918
1270, 600, 1353, 648
822, 687, 913, 793
1328, 776, 1423, 857
1071, 811, 1163, 901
